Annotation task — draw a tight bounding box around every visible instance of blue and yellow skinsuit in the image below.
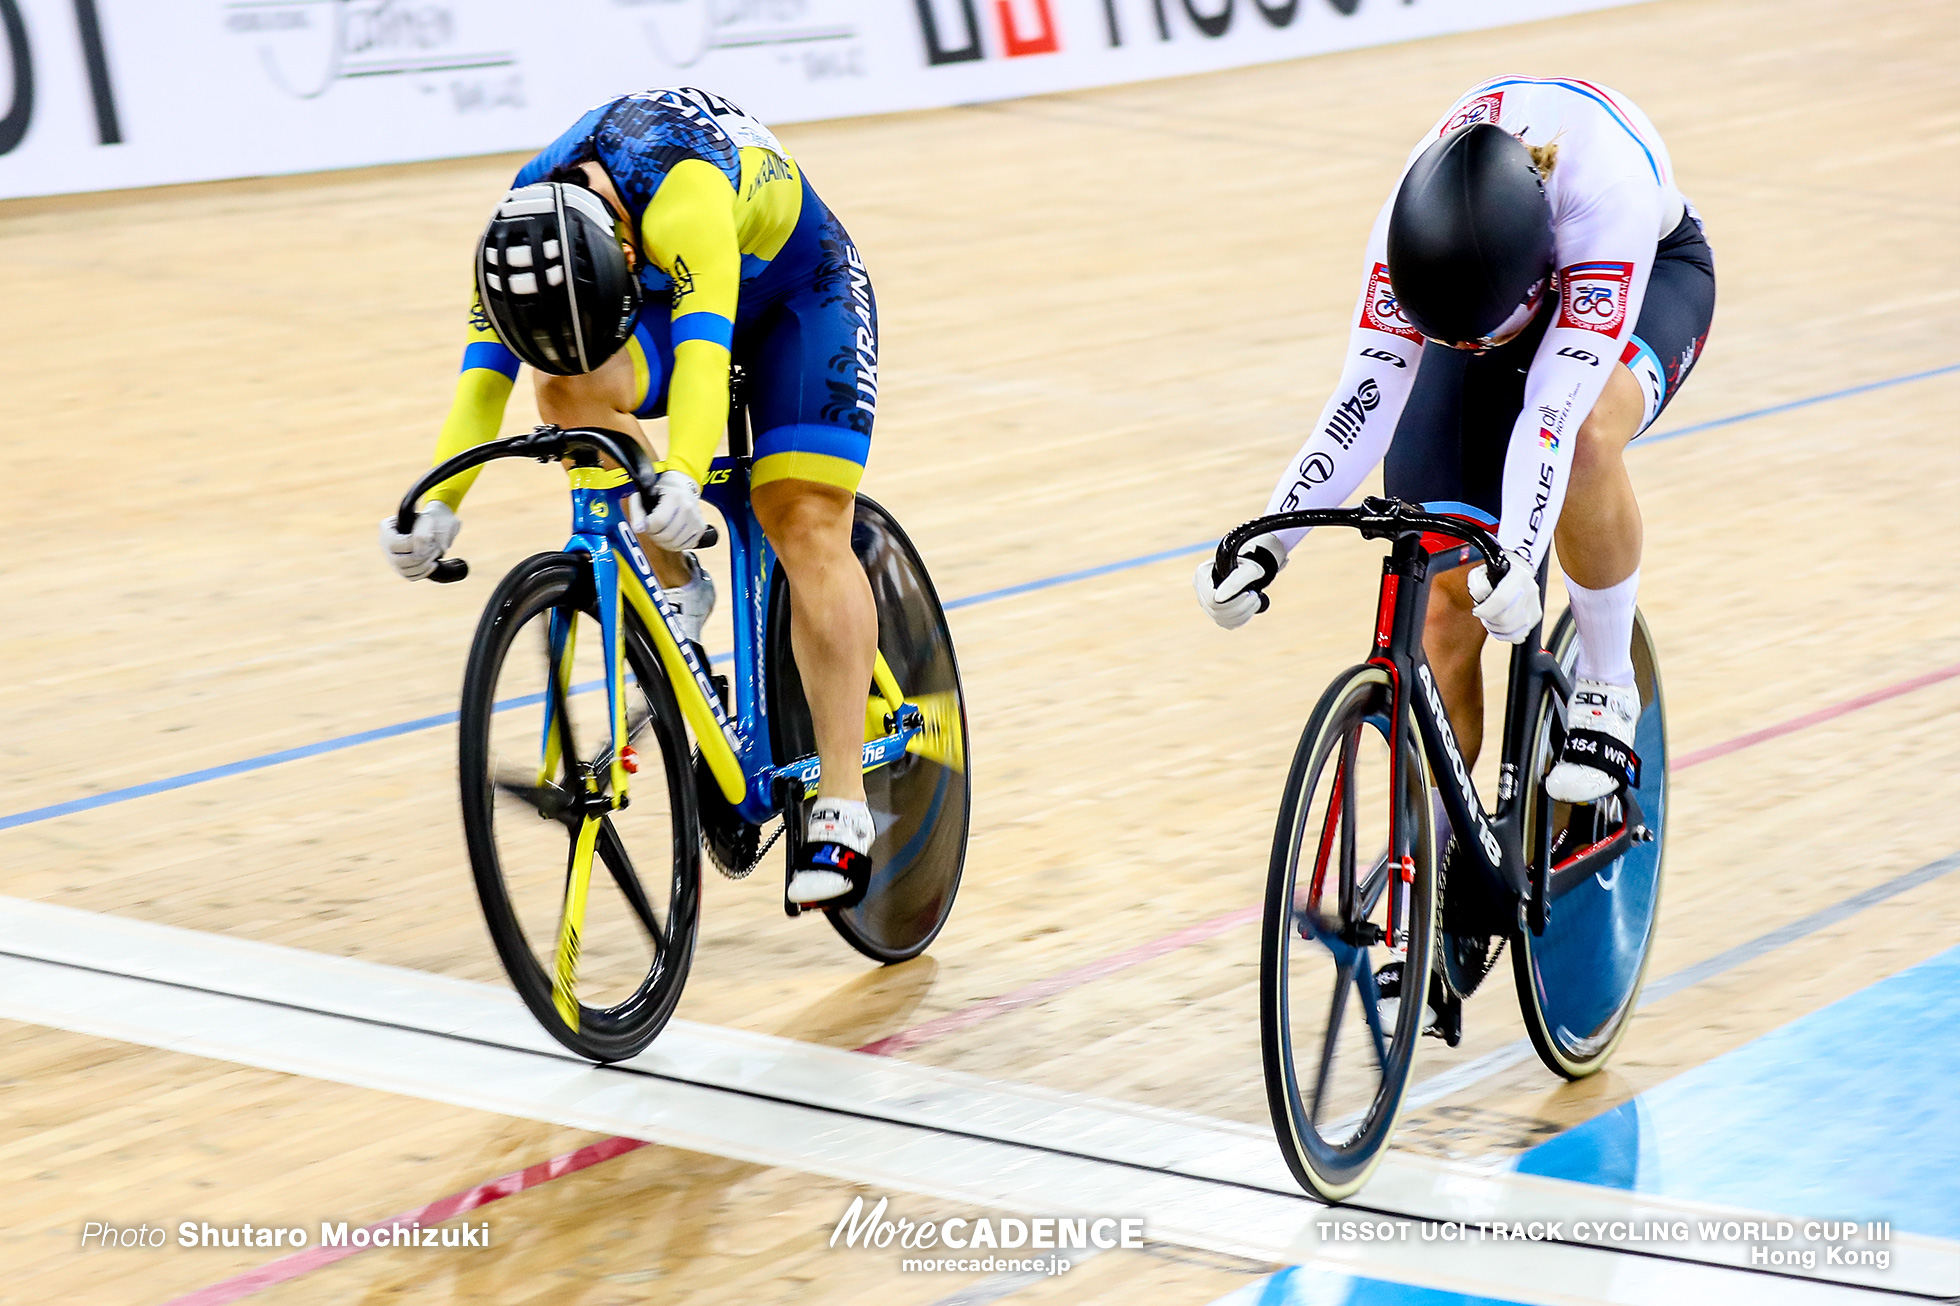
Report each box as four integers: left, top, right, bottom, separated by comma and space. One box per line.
428, 87, 879, 508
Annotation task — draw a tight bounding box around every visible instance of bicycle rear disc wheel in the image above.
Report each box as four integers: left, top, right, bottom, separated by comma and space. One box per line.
459, 552, 701, 1063
769, 496, 970, 963
1262, 664, 1436, 1201
1512, 608, 1668, 1079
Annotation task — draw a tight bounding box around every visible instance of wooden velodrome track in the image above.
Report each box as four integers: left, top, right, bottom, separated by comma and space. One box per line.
4, 0, 1957, 1300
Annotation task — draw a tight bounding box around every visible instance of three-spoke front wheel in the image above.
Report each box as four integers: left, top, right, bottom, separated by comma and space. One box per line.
1261, 664, 1436, 1201
459, 552, 701, 1063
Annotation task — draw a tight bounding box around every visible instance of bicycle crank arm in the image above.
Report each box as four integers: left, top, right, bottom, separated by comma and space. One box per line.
1544, 790, 1652, 902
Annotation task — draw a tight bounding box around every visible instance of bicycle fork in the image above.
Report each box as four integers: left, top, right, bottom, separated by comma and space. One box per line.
541, 476, 642, 1028
1367, 551, 1425, 955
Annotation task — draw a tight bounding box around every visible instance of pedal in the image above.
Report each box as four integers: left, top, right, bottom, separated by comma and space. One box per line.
779, 788, 807, 918
1375, 961, 1464, 1047
1426, 979, 1463, 1048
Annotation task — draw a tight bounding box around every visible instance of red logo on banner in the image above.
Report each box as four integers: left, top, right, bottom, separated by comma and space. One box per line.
1359, 263, 1425, 344
1557, 261, 1635, 335
1442, 92, 1504, 134
917, 0, 1063, 65
996, 0, 1059, 55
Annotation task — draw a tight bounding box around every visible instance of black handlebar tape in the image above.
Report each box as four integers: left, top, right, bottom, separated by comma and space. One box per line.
1209, 500, 1510, 591
696, 525, 720, 549
393, 430, 553, 537
393, 426, 723, 576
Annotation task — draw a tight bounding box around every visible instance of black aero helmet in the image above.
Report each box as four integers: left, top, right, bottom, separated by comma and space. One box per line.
475, 182, 641, 376
1386, 123, 1554, 345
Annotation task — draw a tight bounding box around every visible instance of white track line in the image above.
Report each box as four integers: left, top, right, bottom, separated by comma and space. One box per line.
1, 898, 1950, 1304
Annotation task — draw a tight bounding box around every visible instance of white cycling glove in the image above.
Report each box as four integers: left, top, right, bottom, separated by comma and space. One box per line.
379, 501, 460, 581
1194, 531, 1289, 630
1467, 548, 1542, 644
642, 470, 707, 551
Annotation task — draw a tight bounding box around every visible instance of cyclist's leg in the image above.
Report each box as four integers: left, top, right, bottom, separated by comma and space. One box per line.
532, 314, 694, 589
741, 188, 880, 809
1555, 212, 1715, 678
1425, 569, 1488, 761
531, 335, 641, 432
1555, 368, 1645, 591
752, 477, 877, 806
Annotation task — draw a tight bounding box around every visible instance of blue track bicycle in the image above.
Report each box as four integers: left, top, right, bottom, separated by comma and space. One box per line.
395, 412, 970, 1063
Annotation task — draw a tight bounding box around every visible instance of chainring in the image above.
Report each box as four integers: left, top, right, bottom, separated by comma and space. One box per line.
1437, 835, 1507, 1000
695, 752, 760, 879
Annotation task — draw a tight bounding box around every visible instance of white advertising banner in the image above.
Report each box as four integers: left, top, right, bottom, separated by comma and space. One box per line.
0, 0, 1648, 200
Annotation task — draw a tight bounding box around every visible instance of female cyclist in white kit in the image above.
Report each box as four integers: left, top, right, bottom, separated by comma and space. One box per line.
1198, 76, 1715, 807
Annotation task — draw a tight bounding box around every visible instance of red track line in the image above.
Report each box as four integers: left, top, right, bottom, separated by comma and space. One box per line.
161, 1136, 648, 1306
1672, 660, 1960, 770
172, 655, 1958, 1303
851, 658, 1960, 1060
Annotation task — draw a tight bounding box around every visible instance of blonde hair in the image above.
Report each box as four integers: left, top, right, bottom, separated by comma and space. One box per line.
1526, 141, 1560, 179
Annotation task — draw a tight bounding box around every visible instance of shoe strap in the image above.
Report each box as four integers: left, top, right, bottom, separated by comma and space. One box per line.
1560, 728, 1641, 789
796, 841, 867, 876
790, 841, 871, 910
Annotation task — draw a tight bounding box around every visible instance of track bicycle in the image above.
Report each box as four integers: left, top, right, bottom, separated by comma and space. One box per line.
1213, 497, 1667, 1200
394, 408, 970, 1064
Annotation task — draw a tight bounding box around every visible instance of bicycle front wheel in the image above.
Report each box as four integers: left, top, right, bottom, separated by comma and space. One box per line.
1262, 664, 1437, 1201
1511, 608, 1668, 1078
769, 496, 970, 963
459, 552, 701, 1063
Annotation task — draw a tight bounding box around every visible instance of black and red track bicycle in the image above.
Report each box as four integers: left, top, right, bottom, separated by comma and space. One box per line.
1213, 497, 1668, 1200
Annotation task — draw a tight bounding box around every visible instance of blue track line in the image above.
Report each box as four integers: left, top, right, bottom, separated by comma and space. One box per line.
1637, 361, 1960, 446
0, 712, 460, 832
942, 540, 1215, 609
2, 361, 1952, 834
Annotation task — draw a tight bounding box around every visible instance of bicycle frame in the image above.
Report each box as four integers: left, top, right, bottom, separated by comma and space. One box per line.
566, 453, 924, 828
1219, 498, 1650, 937
398, 424, 927, 831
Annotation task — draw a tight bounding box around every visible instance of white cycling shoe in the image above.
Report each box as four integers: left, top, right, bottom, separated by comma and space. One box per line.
667, 553, 715, 645
1546, 679, 1641, 804
788, 799, 876, 905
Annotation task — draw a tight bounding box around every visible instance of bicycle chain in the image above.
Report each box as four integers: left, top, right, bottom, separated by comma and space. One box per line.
712, 819, 784, 881
1464, 933, 1507, 990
